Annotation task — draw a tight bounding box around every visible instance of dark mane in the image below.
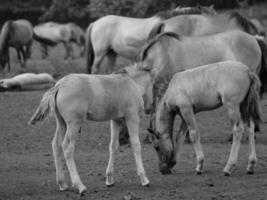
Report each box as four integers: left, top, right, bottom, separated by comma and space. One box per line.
155, 6, 216, 20
229, 11, 258, 34
139, 32, 181, 61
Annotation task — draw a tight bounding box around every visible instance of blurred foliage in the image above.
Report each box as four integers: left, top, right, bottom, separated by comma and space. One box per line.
0, 0, 266, 27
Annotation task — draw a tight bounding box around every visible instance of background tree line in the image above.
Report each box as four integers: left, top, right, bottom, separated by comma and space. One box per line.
0, 0, 266, 27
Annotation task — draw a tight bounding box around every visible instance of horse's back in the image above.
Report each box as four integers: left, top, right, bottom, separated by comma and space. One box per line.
167, 61, 250, 110
56, 74, 143, 121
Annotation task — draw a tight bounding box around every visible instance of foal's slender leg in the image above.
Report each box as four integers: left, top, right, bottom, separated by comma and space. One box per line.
52, 113, 68, 191
223, 105, 244, 176
246, 119, 257, 174
180, 106, 204, 174
126, 116, 149, 186
62, 121, 86, 194
106, 120, 120, 186
174, 119, 187, 163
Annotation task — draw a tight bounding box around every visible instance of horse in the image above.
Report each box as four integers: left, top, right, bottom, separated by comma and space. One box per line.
0, 73, 55, 91
85, 6, 216, 74
138, 31, 267, 143
0, 19, 33, 72
28, 63, 160, 194
33, 22, 85, 59
147, 61, 262, 176
148, 11, 265, 40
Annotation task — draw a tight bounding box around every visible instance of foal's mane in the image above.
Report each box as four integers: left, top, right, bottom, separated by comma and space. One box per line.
139, 32, 181, 61
229, 11, 258, 34
156, 6, 215, 20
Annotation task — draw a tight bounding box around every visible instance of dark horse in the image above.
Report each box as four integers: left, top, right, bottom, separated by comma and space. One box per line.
0, 19, 33, 71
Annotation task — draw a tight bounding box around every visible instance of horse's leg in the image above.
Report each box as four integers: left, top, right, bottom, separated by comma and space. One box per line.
62, 120, 86, 194
25, 40, 33, 59
223, 104, 244, 176
41, 44, 48, 58
174, 119, 187, 162
52, 112, 68, 191
106, 120, 121, 186
105, 50, 117, 74
180, 106, 204, 174
126, 115, 149, 186
246, 119, 257, 174
63, 42, 72, 60
20, 47, 26, 68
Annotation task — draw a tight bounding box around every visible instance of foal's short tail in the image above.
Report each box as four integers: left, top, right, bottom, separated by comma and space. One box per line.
240, 72, 262, 125
28, 84, 59, 125
86, 23, 94, 74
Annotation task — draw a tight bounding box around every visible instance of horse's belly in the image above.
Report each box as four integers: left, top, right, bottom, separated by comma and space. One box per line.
194, 96, 222, 112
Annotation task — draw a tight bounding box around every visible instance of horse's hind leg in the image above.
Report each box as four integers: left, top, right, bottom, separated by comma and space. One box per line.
106, 120, 121, 186
41, 44, 48, 58
174, 119, 187, 162
25, 40, 33, 59
223, 104, 244, 176
246, 119, 257, 174
16, 48, 25, 68
126, 115, 150, 186
62, 120, 86, 194
180, 106, 204, 174
105, 50, 117, 74
52, 112, 68, 191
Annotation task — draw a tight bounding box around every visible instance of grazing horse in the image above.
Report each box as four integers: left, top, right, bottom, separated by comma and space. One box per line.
85, 6, 216, 74
148, 11, 265, 40
0, 19, 33, 71
147, 61, 261, 175
139, 31, 267, 143
28, 64, 160, 194
33, 22, 85, 59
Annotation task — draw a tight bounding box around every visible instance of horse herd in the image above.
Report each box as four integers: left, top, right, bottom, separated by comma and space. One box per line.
1, 5, 267, 196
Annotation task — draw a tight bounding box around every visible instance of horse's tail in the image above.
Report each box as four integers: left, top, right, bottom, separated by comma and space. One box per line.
33, 32, 57, 46
147, 22, 165, 42
255, 37, 267, 97
28, 84, 59, 125
85, 23, 94, 74
240, 71, 262, 125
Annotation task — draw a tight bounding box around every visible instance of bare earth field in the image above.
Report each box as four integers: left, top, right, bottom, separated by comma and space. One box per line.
1, 40, 267, 200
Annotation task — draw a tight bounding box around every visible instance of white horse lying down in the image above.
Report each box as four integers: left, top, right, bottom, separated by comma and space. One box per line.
148, 61, 262, 176
0, 73, 55, 91
29, 64, 156, 194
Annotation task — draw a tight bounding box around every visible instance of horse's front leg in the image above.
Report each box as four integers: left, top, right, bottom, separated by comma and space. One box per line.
19, 47, 26, 68
63, 42, 72, 59
174, 119, 187, 162
52, 115, 68, 191
180, 106, 204, 174
106, 120, 121, 186
62, 121, 86, 194
246, 119, 257, 174
126, 115, 150, 186
223, 106, 244, 176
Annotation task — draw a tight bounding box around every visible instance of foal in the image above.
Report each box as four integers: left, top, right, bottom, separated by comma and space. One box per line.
29, 64, 155, 194
148, 61, 261, 176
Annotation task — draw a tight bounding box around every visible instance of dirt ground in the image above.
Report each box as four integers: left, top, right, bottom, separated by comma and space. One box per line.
1, 40, 267, 200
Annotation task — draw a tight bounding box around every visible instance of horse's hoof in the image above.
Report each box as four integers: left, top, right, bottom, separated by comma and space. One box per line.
223, 171, 231, 176
142, 182, 150, 187
196, 170, 202, 175
59, 183, 69, 191
106, 183, 115, 187
79, 190, 86, 197
247, 170, 254, 175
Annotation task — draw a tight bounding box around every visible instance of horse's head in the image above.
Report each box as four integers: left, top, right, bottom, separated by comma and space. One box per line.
147, 128, 176, 174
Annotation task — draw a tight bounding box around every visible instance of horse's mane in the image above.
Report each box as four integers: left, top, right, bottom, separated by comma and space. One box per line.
229, 11, 258, 34
0, 20, 12, 51
139, 32, 181, 61
156, 6, 215, 20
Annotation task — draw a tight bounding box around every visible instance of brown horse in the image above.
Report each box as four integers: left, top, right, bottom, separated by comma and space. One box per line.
0, 19, 33, 71
85, 6, 216, 74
